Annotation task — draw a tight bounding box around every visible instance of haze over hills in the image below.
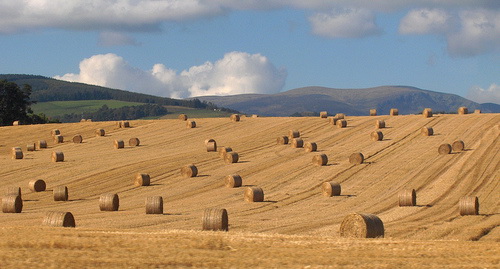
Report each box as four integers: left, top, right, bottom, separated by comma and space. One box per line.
196, 86, 500, 116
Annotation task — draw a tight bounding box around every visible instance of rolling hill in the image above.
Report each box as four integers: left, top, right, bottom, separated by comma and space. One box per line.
196, 86, 500, 116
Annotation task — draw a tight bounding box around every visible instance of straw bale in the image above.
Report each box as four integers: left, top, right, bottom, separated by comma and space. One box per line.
230, 114, 240, 122
371, 131, 383, 141
459, 196, 479, 216
349, 152, 364, 165
339, 213, 384, 238
321, 182, 341, 197
423, 108, 433, 118
304, 142, 317, 152
37, 140, 47, 149
99, 193, 119, 211
181, 164, 198, 177
5, 187, 21, 198
178, 114, 188, 121
2, 195, 22, 213
375, 120, 385, 129
312, 154, 328, 166
53, 135, 64, 143
224, 152, 239, 164
398, 189, 416, 206
218, 147, 232, 158
26, 143, 36, 151
145, 196, 163, 214
319, 111, 328, 118
289, 130, 300, 139
276, 136, 289, 145
42, 211, 75, 227
114, 140, 124, 149
135, 173, 151, 186
452, 140, 465, 151
336, 119, 347, 128
95, 129, 105, 137
53, 186, 69, 201
421, 127, 433, 136
291, 138, 304, 148
458, 107, 468, 115
72, 135, 83, 143
244, 187, 264, 202
390, 108, 399, 116
224, 174, 242, 188
129, 138, 140, 146
438, 144, 452, 155
186, 120, 196, 128
29, 179, 46, 192
370, 109, 377, 116
202, 208, 228, 231
51, 151, 64, 162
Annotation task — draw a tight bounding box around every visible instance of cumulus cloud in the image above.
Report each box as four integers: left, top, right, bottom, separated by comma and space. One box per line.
54, 52, 287, 99
309, 8, 381, 38
399, 8, 453, 34
467, 84, 500, 104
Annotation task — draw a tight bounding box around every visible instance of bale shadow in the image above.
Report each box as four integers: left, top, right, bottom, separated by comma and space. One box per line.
68, 199, 87, 202
339, 194, 356, 197
242, 184, 256, 187
237, 161, 250, 164
163, 213, 183, 216
382, 139, 392, 141
149, 183, 163, 186
415, 204, 433, 208
263, 200, 278, 203
196, 175, 210, 178
23, 199, 39, 202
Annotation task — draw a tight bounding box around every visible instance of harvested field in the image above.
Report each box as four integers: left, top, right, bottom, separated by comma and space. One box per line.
0, 114, 498, 267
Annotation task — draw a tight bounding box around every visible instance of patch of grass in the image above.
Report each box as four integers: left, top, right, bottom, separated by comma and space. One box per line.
31, 100, 145, 117
160, 106, 234, 119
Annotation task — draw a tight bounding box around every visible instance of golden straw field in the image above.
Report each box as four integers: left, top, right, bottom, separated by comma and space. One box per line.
0, 113, 499, 268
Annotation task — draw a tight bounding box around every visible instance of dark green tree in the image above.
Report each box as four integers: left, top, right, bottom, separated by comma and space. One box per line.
0, 80, 34, 126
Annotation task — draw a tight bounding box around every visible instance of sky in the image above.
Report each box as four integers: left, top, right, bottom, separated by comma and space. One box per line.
0, 1, 499, 104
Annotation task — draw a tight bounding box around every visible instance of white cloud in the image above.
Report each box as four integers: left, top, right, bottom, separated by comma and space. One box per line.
399, 8, 453, 34
309, 8, 381, 38
54, 52, 287, 99
467, 84, 500, 104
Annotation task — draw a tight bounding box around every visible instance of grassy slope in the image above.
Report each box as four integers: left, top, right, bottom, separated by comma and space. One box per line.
31, 100, 145, 117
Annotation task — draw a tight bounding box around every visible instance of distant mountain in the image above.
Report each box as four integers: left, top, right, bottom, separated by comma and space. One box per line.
195, 86, 500, 116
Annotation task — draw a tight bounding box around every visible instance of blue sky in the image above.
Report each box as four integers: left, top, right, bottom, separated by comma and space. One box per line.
0, 1, 499, 103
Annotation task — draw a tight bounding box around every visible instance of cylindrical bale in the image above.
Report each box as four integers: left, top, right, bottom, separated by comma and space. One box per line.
224, 174, 242, 188
423, 108, 433, 118
37, 140, 47, 149
289, 130, 300, 139
134, 173, 151, 186
390, 108, 399, 116
336, 119, 347, 128
186, 120, 196, 128
145, 196, 163, 214
244, 187, 264, 202
6, 187, 21, 198
224, 152, 239, 164
304, 142, 317, 152
51, 151, 64, 162
2, 195, 22, 213
181, 164, 198, 178
204, 138, 215, 146
202, 208, 228, 231
398, 189, 416, 207
251, 114, 259, 118
291, 138, 304, 148
206, 141, 217, 152
29, 179, 46, 192
328, 117, 338, 125
116, 121, 122, 128
438, 143, 452, 155
230, 114, 240, 122
12, 121, 19, 126
276, 136, 289, 145
375, 120, 385, 129
80, 119, 87, 122
319, 111, 328, 118
371, 131, 383, 141
312, 153, 328, 166
42, 211, 76, 227
11, 147, 23, 160
321, 182, 341, 197
99, 193, 119, 211
370, 109, 377, 116
452, 140, 465, 152
421, 127, 434, 136
53, 135, 64, 143
53, 186, 69, 201
72, 135, 83, 144
26, 143, 36, 151
122, 121, 130, 128
86, 119, 92, 122
458, 107, 468, 115
335, 113, 345, 119
218, 147, 232, 158
459, 196, 479, 216
349, 152, 364, 165
51, 129, 60, 136
129, 138, 140, 146
178, 114, 188, 121
114, 140, 124, 149
474, 109, 481, 114
339, 213, 385, 238
95, 129, 105, 137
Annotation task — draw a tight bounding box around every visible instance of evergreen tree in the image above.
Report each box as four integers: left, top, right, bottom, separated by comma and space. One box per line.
0, 80, 34, 126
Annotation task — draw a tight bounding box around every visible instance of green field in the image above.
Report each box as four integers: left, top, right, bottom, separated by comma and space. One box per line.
159, 106, 235, 119
31, 100, 145, 117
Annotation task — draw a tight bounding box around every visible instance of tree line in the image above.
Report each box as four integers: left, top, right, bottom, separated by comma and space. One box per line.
56, 104, 168, 122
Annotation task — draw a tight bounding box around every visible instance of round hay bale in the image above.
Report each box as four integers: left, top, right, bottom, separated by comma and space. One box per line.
99, 193, 119, 211
375, 120, 385, 129
181, 164, 198, 178
339, 213, 385, 238
12, 121, 19, 126
423, 108, 433, 118
37, 140, 47, 149
11, 147, 23, 160
186, 120, 196, 128
321, 182, 341, 197
438, 143, 452, 155
224, 174, 242, 188
145, 196, 163, 214
336, 119, 347, 128
276, 136, 289, 145
51, 151, 64, 162
53, 186, 69, 201
122, 121, 130, 128
349, 152, 364, 165
72, 135, 83, 144
371, 131, 383, 141
398, 189, 416, 207
204, 138, 215, 146
244, 187, 264, 202
218, 147, 232, 158
51, 129, 60, 136
86, 119, 92, 122
224, 152, 239, 164
328, 117, 338, 125
312, 153, 328, 166
319, 111, 328, 118
53, 135, 64, 143
335, 113, 345, 119
114, 139, 124, 149
291, 138, 304, 148
370, 109, 377, 116
230, 114, 240, 122
206, 140, 217, 152
129, 137, 140, 147
421, 127, 434, 136
390, 108, 399, 116
304, 142, 317, 152
6, 187, 21, 198
202, 208, 228, 231
29, 179, 46, 192
459, 196, 479, 216
26, 143, 36, 151
474, 109, 481, 114
42, 211, 75, 227
452, 140, 465, 152
178, 114, 188, 121
458, 107, 468, 115
289, 130, 300, 139
134, 173, 151, 186
80, 119, 86, 122
251, 114, 259, 118
2, 195, 22, 213
95, 129, 105, 137
116, 121, 122, 128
